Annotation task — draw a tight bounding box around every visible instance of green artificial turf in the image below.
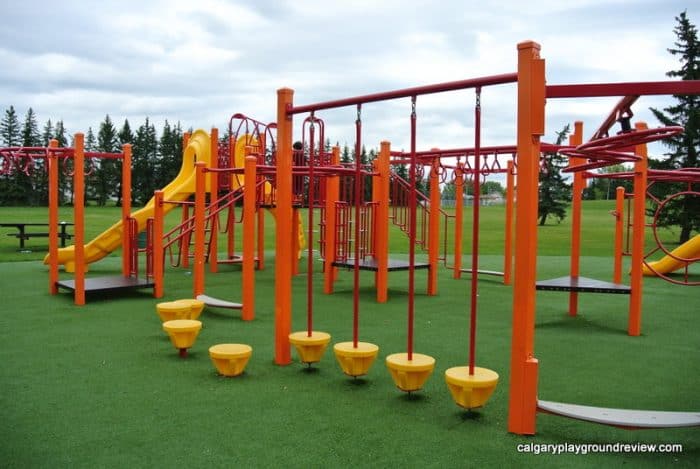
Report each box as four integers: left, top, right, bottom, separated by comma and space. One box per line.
0, 203, 698, 467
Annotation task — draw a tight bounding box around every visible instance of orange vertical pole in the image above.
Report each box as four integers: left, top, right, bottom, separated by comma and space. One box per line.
275, 88, 294, 365
193, 161, 207, 297
242, 151, 256, 321
324, 146, 340, 294
613, 186, 625, 284
181, 204, 191, 269
73, 133, 86, 305
508, 41, 545, 435
568, 121, 584, 316
503, 160, 515, 285
153, 191, 165, 298
628, 122, 648, 336
427, 157, 440, 295
48, 139, 59, 294
209, 128, 219, 273
291, 209, 300, 276
375, 141, 390, 302
257, 208, 265, 270
453, 164, 464, 279
121, 144, 132, 277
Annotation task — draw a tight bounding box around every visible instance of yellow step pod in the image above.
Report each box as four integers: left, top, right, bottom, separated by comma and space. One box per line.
162, 319, 202, 358
385, 353, 436, 392
156, 301, 191, 322
173, 298, 205, 320
445, 366, 499, 410
333, 341, 379, 377
289, 331, 331, 365
209, 344, 252, 377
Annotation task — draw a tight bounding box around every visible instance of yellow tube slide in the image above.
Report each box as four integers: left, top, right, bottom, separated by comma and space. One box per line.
642, 234, 700, 276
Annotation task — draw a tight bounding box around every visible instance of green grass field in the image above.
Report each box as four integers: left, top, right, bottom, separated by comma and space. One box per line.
0, 202, 698, 468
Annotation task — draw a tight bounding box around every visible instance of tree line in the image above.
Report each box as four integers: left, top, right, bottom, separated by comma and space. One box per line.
0, 109, 185, 207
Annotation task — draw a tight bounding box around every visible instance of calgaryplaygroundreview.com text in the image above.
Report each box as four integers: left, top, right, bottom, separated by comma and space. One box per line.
516, 442, 683, 455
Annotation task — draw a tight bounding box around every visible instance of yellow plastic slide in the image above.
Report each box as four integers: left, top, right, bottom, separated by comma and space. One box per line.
642, 234, 700, 276
45, 130, 213, 271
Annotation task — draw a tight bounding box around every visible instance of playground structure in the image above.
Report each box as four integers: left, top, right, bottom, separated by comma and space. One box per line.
3, 39, 699, 434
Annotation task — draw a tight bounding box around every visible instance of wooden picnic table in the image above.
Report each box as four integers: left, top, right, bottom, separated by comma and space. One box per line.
0, 222, 73, 249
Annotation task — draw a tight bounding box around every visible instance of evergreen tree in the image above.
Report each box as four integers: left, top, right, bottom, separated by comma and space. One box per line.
54, 121, 68, 147
21, 108, 41, 147
118, 119, 134, 146
41, 119, 54, 146
132, 118, 159, 205
157, 120, 183, 190
1, 105, 21, 146
115, 119, 135, 206
650, 10, 700, 243
538, 125, 572, 226
54, 121, 70, 204
21, 108, 43, 204
85, 127, 97, 151
94, 115, 119, 206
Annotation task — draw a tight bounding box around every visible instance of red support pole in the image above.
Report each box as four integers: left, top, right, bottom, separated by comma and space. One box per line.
209, 128, 219, 272
242, 151, 256, 321
428, 156, 440, 296
568, 121, 584, 316
153, 191, 165, 298
406, 97, 417, 360
48, 139, 59, 295
73, 133, 85, 306
306, 126, 316, 335
468, 88, 482, 375
613, 186, 625, 284
503, 160, 514, 285
453, 164, 464, 279
352, 104, 363, 348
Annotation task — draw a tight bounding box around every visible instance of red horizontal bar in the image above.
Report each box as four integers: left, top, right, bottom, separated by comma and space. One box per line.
289, 73, 518, 114
546, 80, 700, 98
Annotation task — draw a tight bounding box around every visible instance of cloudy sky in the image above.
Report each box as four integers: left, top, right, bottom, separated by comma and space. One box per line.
1, 0, 697, 155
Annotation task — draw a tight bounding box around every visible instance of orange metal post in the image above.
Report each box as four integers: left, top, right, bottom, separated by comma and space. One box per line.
209, 128, 219, 273
613, 186, 625, 284
427, 157, 440, 295
242, 152, 257, 321
453, 164, 464, 279
73, 133, 86, 305
121, 144, 132, 277
193, 161, 207, 297
503, 160, 514, 285
48, 139, 59, 294
628, 122, 648, 336
291, 209, 300, 276
257, 207, 265, 271
324, 146, 340, 294
508, 41, 545, 435
153, 191, 165, 298
568, 121, 584, 316
275, 88, 294, 365
374, 142, 390, 302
